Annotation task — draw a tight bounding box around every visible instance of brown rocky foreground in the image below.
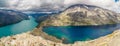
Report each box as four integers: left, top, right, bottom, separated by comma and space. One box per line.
0, 29, 120, 46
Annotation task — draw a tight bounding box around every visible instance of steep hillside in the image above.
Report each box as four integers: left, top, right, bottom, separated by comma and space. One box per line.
0, 9, 29, 27
39, 4, 120, 26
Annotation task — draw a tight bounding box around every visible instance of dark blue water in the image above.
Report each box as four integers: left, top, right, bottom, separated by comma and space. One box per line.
0, 16, 38, 38
43, 24, 120, 43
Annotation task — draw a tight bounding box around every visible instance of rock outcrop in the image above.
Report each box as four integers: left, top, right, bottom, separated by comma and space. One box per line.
0, 9, 29, 27
39, 4, 120, 26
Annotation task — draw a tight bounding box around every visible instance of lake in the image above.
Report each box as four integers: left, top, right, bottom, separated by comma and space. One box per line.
43, 24, 120, 43
0, 16, 38, 38
0, 12, 120, 44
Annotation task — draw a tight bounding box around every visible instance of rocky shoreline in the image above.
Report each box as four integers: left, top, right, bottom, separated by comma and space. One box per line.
30, 28, 62, 43
0, 28, 120, 46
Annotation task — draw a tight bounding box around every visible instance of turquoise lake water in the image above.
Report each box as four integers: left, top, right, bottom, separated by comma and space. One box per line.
43, 24, 120, 43
0, 16, 38, 38
0, 12, 120, 44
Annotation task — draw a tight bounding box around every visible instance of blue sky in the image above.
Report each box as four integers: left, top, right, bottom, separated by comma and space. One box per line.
0, 0, 120, 13
115, 0, 119, 2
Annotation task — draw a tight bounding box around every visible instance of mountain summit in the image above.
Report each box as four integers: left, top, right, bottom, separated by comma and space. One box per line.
39, 4, 120, 26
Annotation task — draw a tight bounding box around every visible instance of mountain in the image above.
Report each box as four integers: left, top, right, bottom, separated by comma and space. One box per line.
38, 4, 120, 27
0, 9, 29, 27
28, 12, 61, 23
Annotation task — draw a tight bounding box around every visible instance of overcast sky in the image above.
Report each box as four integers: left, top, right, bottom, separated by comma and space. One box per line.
0, 0, 120, 12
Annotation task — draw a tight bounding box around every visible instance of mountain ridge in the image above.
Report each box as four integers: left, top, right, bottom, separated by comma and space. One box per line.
0, 9, 29, 27
38, 4, 120, 27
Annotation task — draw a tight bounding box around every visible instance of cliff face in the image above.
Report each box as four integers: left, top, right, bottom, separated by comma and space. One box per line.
39, 4, 120, 26
0, 9, 29, 27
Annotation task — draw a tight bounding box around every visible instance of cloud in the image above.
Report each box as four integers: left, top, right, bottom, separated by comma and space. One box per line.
0, 0, 8, 7
8, 0, 41, 10
64, 0, 119, 12
65, 0, 120, 13
2, 0, 120, 13
7, 0, 65, 11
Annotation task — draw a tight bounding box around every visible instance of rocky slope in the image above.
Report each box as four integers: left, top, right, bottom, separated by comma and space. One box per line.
39, 4, 120, 26
0, 9, 29, 27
